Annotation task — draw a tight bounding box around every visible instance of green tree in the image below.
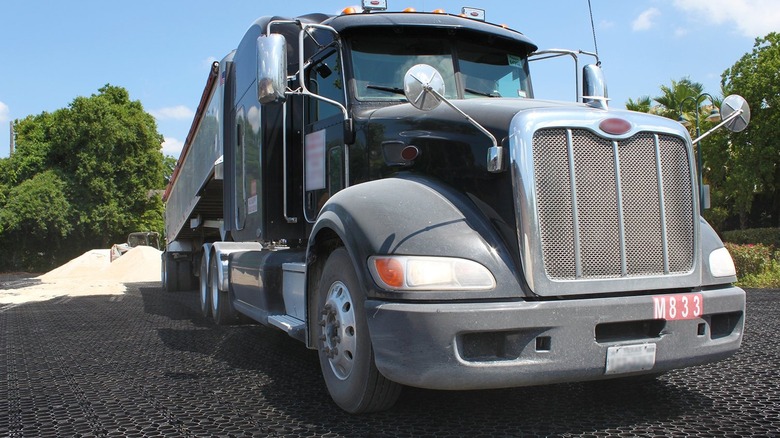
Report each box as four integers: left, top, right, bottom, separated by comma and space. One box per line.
0, 85, 166, 271
0, 171, 72, 270
721, 32, 780, 227
163, 154, 178, 187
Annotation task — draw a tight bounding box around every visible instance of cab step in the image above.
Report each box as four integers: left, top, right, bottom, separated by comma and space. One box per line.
268, 314, 306, 342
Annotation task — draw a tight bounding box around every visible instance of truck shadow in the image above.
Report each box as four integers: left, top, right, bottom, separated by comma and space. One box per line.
135, 284, 717, 436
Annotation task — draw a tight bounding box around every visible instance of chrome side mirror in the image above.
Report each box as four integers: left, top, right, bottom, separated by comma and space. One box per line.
403, 64, 445, 111
256, 34, 287, 104
720, 94, 751, 133
582, 64, 608, 109
692, 94, 751, 145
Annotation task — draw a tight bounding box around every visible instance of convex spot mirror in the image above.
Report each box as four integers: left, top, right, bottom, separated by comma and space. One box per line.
256, 34, 287, 104
582, 64, 608, 109
720, 94, 751, 133
403, 64, 445, 111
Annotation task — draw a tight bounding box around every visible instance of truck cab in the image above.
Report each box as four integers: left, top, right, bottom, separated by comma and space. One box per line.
162, 2, 745, 414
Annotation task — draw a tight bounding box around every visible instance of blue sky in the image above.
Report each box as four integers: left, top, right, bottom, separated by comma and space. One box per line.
1, 0, 777, 158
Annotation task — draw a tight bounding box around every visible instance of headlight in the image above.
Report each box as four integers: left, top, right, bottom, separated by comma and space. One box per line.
709, 247, 737, 278
368, 256, 496, 291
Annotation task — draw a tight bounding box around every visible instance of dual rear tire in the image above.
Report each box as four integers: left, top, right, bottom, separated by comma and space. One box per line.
162, 252, 194, 292
199, 248, 238, 325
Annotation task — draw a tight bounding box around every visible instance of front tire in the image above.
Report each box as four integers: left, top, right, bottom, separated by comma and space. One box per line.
316, 247, 401, 413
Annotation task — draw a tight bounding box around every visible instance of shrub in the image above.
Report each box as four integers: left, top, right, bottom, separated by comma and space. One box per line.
736, 261, 780, 288
724, 243, 772, 278
721, 228, 780, 249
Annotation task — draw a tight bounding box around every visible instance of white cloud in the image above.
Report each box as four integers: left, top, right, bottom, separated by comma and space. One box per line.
632, 8, 661, 31
599, 19, 615, 30
673, 0, 780, 38
150, 105, 195, 121
0, 101, 9, 122
161, 136, 185, 157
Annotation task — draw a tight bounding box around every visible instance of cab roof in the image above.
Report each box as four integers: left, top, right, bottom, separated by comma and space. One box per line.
322, 11, 538, 53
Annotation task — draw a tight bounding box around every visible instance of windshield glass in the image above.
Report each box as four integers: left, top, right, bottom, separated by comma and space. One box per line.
457, 40, 530, 99
350, 32, 531, 101
351, 35, 457, 101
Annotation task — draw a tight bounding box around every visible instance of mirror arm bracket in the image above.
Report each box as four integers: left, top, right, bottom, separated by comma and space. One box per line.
692, 109, 744, 145
410, 74, 505, 173
427, 87, 505, 173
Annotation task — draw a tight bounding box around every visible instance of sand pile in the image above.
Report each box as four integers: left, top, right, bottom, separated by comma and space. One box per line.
39, 249, 112, 280
99, 246, 162, 282
0, 246, 162, 305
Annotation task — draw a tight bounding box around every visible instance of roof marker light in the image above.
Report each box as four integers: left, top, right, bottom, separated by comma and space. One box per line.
432, 9, 446, 14
342, 6, 357, 14
362, 0, 387, 11
403, 7, 417, 12
461, 7, 485, 21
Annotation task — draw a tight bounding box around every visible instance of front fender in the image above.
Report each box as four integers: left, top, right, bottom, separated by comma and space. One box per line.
308, 175, 524, 301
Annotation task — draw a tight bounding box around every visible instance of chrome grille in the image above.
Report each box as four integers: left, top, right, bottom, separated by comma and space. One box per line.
532, 128, 694, 280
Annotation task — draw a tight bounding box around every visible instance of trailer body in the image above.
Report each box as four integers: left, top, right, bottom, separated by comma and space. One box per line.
162, 4, 745, 413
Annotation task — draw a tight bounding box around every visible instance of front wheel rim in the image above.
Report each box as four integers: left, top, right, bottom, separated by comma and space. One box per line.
320, 281, 357, 381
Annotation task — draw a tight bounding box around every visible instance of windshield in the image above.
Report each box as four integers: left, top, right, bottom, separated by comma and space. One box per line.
350, 32, 531, 101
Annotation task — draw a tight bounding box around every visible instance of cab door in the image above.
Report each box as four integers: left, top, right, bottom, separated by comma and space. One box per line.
303, 48, 348, 222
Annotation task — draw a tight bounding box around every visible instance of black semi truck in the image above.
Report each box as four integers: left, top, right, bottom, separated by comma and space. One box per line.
162, 2, 746, 413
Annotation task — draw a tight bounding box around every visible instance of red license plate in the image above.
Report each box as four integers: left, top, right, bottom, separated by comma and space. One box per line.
652, 293, 703, 320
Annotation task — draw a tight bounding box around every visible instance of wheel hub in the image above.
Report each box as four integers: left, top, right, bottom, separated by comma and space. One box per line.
320, 281, 357, 380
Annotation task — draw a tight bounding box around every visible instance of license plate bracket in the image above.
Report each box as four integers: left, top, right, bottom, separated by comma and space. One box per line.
605, 343, 656, 375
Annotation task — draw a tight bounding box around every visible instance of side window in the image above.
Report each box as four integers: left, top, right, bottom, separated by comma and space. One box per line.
307, 49, 345, 122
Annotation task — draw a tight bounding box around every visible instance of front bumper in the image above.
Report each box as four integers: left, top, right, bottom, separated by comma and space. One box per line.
365, 287, 745, 390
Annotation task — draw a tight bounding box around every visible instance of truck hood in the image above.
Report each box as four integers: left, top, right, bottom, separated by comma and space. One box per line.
359, 98, 588, 144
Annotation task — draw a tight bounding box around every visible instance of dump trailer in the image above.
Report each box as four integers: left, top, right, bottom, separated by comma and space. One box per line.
162, 2, 746, 413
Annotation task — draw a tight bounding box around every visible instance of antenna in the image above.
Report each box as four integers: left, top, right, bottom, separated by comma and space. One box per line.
587, 0, 600, 64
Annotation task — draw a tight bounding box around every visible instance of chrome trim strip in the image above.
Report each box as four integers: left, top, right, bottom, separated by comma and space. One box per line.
565, 129, 583, 279
612, 140, 627, 276
654, 134, 670, 274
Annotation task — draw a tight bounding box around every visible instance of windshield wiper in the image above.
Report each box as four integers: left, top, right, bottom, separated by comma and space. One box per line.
366, 84, 405, 95
465, 88, 501, 98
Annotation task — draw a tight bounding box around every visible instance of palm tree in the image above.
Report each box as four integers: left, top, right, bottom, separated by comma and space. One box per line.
653, 77, 705, 119
626, 96, 652, 113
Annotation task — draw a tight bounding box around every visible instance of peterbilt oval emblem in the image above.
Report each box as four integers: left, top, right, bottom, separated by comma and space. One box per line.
599, 118, 632, 136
